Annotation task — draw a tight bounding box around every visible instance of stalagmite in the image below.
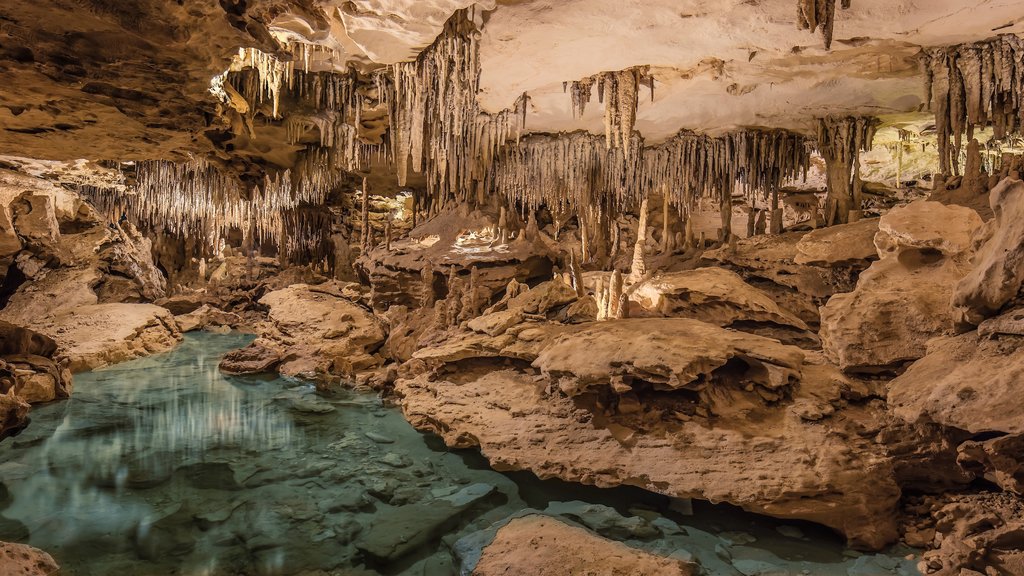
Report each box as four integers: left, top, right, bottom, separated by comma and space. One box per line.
360, 177, 370, 253
628, 196, 649, 284
420, 260, 435, 308
609, 270, 624, 319
568, 249, 585, 298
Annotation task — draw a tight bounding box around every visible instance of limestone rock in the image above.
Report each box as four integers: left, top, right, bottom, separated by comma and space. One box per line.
910, 493, 1024, 576
534, 318, 804, 399
257, 282, 387, 381
890, 331, 1024, 435
631, 267, 808, 330
17, 303, 181, 372
472, 515, 699, 576
958, 434, 1024, 494
794, 217, 879, 266
175, 304, 243, 333
0, 391, 30, 440
819, 201, 982, 371
954, 178, 1024, 324
0, 542, 59, 576
218, 344, 282, 376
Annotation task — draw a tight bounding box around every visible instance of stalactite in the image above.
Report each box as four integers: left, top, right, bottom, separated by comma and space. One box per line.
567, 67, 653, 154
376, 10, 529, 208
817, 116, 878, 225
922, 35, 1024, 177
796, 0, 851, 50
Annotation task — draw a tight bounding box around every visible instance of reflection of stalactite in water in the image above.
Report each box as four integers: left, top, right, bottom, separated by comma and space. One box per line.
922, 35, 1024, 176
796, 0, 852, 50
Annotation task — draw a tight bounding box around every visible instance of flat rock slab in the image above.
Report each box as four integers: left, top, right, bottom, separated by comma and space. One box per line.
16, 303, 181, 372
472, 514, 700, 576
533, 318, 805, 395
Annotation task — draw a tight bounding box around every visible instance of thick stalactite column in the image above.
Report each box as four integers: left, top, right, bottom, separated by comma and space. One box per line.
818, 116, 877, 226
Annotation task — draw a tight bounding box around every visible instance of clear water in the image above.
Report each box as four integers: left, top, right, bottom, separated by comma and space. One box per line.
0, 333, 920, 575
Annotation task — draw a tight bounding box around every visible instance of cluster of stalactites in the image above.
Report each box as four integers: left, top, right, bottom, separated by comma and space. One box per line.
644, 129, 811, 212
486, 131, 644, 218
564, 67, 654, 155
80, 158, 347, 257
488, 128, 810, 219
922, 34, 1024, 176
375, 9, 528, 208
797, 0, 851, 50
279, 205, 335, 272
816, 116, 877, 165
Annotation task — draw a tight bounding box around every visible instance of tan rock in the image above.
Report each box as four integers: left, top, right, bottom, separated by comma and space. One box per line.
0, 390, 30, 440
19, 303, 182, 372
0, 541, 59, 576
890, 332, 1024, 435
175, 304, 243, 333
632, 268, 808, 330
257, 282, 387, 381
954, 178, 1024, 324
473, 515, 699, 576
534, 318, 804, 398
819, 201, 982, 371
794, 217, 879, 266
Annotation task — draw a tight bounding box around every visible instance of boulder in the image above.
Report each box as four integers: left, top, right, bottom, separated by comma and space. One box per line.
0, 391, 30, 440
257, 282, 387, 381
472, 515, 699, 576
819, 201, 982, 371
219, 344, 282, 375
954, 178, 1024, 324
0, 542, 59, 576
794, 217, 879, 266
174, 304, 242, 333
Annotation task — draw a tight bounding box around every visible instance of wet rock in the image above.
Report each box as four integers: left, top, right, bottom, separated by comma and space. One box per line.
544, 501, 661, 540
820, 201, 982, 371
472, 514, 699, 576
134, 504, 197, 561
219, 344, 281, 375
0, 391, 30, 440
356, 483, 497, 563
174, 304, 242, 333
0, 541, 60, 576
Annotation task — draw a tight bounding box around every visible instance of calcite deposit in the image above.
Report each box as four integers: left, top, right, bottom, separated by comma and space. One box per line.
2, 0, 1024, 574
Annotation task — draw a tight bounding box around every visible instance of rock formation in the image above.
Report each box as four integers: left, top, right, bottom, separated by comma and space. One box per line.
3, 0, 1024, 573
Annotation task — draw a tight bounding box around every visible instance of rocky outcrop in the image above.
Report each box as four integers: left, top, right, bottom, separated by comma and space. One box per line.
889, 330, 1024, 435
905, 492, 1024, 576
0, 391, 29, 440
794, 216, 879, 266
819, 201, 982, 371
242, 282, 387, 382
630, 267, 809, 332
17, 303, 181, 372
954, 178, 1024, 325
357, 208, 556, 310
0, 319, 71, 438
0, 542, 59, 576
473, 515, 699, 576
397, 315, 899, 550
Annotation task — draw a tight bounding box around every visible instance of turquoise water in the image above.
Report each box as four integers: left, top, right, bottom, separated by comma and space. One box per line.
0, 333, 919, 575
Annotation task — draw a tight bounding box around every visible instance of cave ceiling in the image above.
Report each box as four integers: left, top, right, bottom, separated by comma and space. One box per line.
0, 0, 1021, 172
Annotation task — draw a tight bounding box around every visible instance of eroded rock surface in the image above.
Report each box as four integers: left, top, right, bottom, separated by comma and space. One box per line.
0, 542, 60, 576
18, 303, 181, 372
473, 515, 699, 576
397, 315, 899, 550
820, 201, 982, 371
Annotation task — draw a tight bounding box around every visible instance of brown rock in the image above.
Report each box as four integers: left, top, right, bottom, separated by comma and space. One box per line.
218, 344, 282, 376
0, 542, 59, 576
473, 515, 699, 576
